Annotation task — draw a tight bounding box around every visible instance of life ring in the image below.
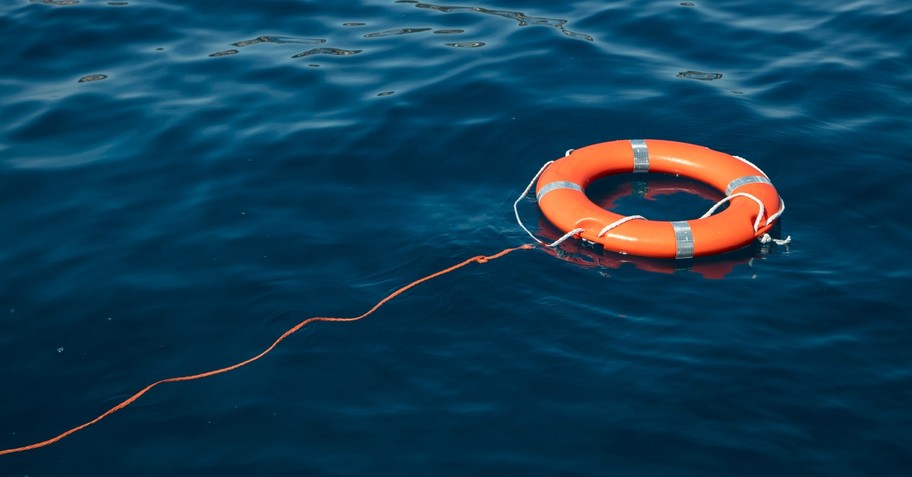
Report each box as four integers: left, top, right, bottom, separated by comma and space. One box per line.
535, 139, 784, 259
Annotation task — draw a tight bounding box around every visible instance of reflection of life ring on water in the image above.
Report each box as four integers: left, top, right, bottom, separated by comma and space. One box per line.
535, 139, 785, 259
587, 173, 722, 214
536, 213, 747, 280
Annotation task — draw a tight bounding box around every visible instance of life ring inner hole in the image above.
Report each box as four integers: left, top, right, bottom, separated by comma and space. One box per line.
585, 173, 727, 222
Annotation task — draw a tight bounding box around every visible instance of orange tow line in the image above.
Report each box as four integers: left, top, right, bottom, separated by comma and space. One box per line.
0, 245, 532, 456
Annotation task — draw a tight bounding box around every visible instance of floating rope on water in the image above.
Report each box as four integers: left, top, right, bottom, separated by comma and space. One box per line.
512, 159, 587, 248
0, 245, 532, 456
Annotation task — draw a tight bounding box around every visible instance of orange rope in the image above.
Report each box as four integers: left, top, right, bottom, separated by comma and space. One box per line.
0, 244, 533, 456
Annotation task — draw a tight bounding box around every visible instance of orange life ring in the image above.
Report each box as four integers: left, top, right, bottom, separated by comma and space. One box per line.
535, 139, 784, 259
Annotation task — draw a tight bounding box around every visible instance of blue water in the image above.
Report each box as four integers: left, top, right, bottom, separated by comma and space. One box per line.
2, 0, 911, 475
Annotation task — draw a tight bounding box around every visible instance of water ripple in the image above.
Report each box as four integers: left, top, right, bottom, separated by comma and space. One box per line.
77, 73, 108, 83
676, 70, 723, 81
445, 41, 485, 48
208, 50, 239, 58
290, 47, 363, 58
233, 35, 328, 47
364, 27, 433, 38
399, 0, 594, 41
28, 0, 80, 5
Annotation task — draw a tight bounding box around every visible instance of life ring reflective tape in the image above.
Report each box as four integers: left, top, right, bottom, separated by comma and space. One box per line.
535, 139, 784, 259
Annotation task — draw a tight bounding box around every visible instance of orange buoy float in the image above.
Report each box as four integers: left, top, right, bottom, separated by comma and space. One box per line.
533, 139, 785, 259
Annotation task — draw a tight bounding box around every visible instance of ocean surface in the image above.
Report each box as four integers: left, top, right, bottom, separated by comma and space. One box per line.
2, 0, 911, 475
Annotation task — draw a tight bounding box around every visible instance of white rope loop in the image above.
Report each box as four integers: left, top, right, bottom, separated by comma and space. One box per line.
732, 154, 790, 240
596, 215, 647, 238
513, 160, 554, 246
700, 192, 765, 233
513, 158, 592, 248
548, 227, 585, 248
765, 196, 785, 226
701, 190, 791, 247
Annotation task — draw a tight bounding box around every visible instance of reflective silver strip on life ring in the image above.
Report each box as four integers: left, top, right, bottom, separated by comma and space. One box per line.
536, 181, 582, 202
671, 221, 694, 259
630, 139, 649, 173
725, 175, 771, 196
